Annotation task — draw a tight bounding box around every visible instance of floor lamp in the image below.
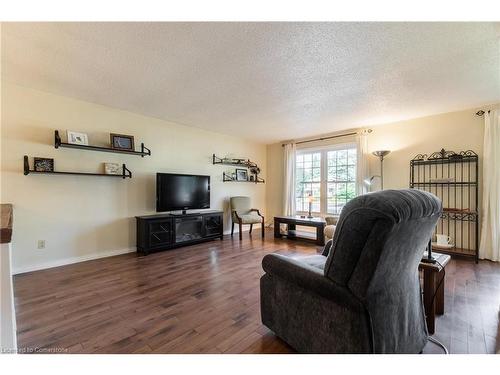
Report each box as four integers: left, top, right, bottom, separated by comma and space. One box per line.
372, 150, 391, 190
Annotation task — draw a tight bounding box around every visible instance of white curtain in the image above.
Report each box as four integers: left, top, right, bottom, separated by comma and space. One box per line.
283, 143, 296, 216
479, 110, 500, 262
356, 132, 370, 196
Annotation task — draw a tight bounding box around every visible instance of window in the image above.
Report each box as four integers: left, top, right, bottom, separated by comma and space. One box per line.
295, 152, 321, 213
296, 145, 357, 215
327, 148, 357, 214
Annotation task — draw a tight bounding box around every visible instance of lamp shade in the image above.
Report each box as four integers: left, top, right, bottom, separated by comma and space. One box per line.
372, 150, 391, 158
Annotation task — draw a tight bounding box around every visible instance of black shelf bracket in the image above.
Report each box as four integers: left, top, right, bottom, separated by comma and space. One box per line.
140, 143, 151, 157
223, 172, 234, 182
55, 130, 62, 148
122, 164, 132, 179
23, 155, 30, 175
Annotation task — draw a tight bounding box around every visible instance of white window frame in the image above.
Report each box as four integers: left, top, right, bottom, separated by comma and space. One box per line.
296, 142, 357, 217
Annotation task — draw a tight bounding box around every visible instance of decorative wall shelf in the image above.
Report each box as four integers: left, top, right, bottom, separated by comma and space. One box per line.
55, 130, 151, 157
23, 156, 132, 179
213, 154, 265, 184
222, 172, 265, 184
212, 154, 257, 168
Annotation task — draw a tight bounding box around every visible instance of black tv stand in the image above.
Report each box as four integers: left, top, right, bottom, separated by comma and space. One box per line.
135, 210, 223, 255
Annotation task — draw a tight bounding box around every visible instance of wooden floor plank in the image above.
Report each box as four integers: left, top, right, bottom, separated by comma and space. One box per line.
13, 229, 500, 354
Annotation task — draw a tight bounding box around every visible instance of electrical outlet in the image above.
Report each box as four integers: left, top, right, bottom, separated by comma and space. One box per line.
37, 240, 45, 249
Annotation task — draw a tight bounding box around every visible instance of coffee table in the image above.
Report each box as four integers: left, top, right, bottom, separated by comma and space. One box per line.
274, 215, 326, 246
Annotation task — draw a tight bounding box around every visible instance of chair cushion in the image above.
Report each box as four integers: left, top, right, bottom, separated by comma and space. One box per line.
238, 214, 262, 224
291, 255, 327, 271
230, 196, 251, 211
325, 216, 339, 226
324, 225, 336, 240
230, 196, 252, 222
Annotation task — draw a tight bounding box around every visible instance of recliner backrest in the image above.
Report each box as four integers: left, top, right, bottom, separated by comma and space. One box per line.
323, 189, 442, 353
324, 189, 442, 298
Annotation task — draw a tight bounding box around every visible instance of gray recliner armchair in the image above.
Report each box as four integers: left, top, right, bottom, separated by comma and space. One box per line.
260, 189, 442, 353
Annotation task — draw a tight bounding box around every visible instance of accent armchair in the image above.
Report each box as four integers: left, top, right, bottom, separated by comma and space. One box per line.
260, 189, 442, 353
324, 215, 339, 241
230, 196, 265, 240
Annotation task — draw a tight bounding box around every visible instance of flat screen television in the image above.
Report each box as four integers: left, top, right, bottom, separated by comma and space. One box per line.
156, 173, 210, 213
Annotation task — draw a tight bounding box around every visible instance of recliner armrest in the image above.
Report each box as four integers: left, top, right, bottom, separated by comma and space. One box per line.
262, 253, 364, 311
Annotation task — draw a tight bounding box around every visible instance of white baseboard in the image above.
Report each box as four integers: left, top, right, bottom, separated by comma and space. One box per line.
12, 247, 136, 275
13, 224, 266, 275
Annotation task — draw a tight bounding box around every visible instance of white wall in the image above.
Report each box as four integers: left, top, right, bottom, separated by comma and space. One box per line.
1, 83, 267, 274
0, 243, 17, 352
366, 108, 487, 192
266, 106, 496, 220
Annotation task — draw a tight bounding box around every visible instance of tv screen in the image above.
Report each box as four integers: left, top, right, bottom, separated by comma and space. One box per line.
156, 173, 210, 212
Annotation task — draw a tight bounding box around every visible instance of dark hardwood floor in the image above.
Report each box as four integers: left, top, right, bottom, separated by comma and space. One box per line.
13, 229, 500, 354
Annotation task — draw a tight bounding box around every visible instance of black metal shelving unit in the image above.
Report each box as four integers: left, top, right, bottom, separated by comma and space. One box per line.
55, 130, 151, 157
410, 149, 479, 262
24, 155, 132, 179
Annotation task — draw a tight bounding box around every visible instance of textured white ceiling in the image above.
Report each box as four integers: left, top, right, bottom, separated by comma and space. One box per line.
2, 22, 499, 144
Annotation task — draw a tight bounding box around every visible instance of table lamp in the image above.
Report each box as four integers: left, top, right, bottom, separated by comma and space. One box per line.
307, 194, 314, 218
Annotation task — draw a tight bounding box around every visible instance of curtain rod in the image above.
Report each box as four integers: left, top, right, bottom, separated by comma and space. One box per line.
281, 129, 371, 147
475, 110, 491, 116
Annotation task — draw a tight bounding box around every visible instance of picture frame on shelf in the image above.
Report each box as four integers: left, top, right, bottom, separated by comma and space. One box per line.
67, 131, 89, 146
104, 162, 121, 175
34, 157, 54, 172
110, 133, 135, 151
235, 168, 248, 181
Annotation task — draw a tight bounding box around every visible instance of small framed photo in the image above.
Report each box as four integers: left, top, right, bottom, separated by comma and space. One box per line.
34, 157, 54, 172
235, 168, 248, 181
104, 162, 121, 175
110, 133, 135, 151
67, 131, 89, 146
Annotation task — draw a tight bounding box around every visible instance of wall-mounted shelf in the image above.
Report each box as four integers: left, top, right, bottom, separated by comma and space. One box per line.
55, 130, 151, 157
212, 154, 257, 168
223, 172, 264, 183
23, 156, 132, 179
213, 154, 265, 184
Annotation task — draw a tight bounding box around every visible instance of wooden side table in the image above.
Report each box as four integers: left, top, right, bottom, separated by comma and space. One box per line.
418, 252, 451, 334
1, 204, 13, 244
